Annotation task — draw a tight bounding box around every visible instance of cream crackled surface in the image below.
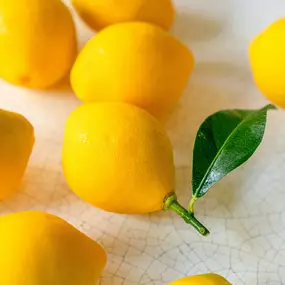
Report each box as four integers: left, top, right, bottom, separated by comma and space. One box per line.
0, 0, 285, 284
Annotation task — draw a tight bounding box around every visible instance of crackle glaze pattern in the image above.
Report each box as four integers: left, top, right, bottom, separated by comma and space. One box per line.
0, 0, 284, 284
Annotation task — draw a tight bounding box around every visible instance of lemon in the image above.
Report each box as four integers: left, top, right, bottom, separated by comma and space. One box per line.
71, 22, 194, 120
169, 274, 232, 285
250, 18, 285, 107
62, 102, 210, 235
0, 0, 77, 89
0, 211, 107, 285
62, 102, 175, 214
72, 0, 175, 31
0, 109, 34, 199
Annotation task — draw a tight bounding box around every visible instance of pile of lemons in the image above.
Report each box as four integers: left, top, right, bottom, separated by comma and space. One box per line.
0, 0, 284, 284
0, 0, 194, 119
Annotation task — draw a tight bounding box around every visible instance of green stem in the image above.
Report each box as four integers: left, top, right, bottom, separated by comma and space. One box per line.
164, 193, 210, 236
189, 196, 197, 213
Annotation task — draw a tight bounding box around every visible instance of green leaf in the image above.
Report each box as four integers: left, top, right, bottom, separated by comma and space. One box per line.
192, 104, 275, 199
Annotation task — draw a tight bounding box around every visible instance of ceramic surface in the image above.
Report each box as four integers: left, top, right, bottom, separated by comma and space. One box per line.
0, 1, 284, 284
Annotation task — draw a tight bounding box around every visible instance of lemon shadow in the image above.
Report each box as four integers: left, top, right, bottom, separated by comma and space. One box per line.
171, 12, 224, 42
45, 74, 73, 94
166, 61, 256, 165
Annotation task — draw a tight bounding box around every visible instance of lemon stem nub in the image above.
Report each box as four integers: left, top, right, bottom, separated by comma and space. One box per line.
164, 194, 210, 236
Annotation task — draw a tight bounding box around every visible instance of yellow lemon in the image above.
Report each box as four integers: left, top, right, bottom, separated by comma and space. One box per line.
62, 102, 175, 214
250, 18, 285, 107
0, 109, 34, 199
71, 22, 194, 120
169, 274, 232, 285
72, 0, 175, 31
0, 211, 107, 285
0, 0, 77, 89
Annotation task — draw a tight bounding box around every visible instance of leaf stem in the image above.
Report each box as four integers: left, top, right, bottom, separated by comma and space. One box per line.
164, 193, 210, 236
189, 196, 197, 213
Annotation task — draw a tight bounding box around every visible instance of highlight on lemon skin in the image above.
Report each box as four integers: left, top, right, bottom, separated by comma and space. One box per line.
0, 0, 77, 89
72, 0, 175, 31
71, 22, 195, 120
249, 18, 285, 107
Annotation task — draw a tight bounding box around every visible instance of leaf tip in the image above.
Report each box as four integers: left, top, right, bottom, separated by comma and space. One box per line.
265, 104, 277, 111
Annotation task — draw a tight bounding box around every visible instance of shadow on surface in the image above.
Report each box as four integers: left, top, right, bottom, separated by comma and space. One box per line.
46, 74, 73, 94
171, 11, 224, 42
166, 61, 254, 160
